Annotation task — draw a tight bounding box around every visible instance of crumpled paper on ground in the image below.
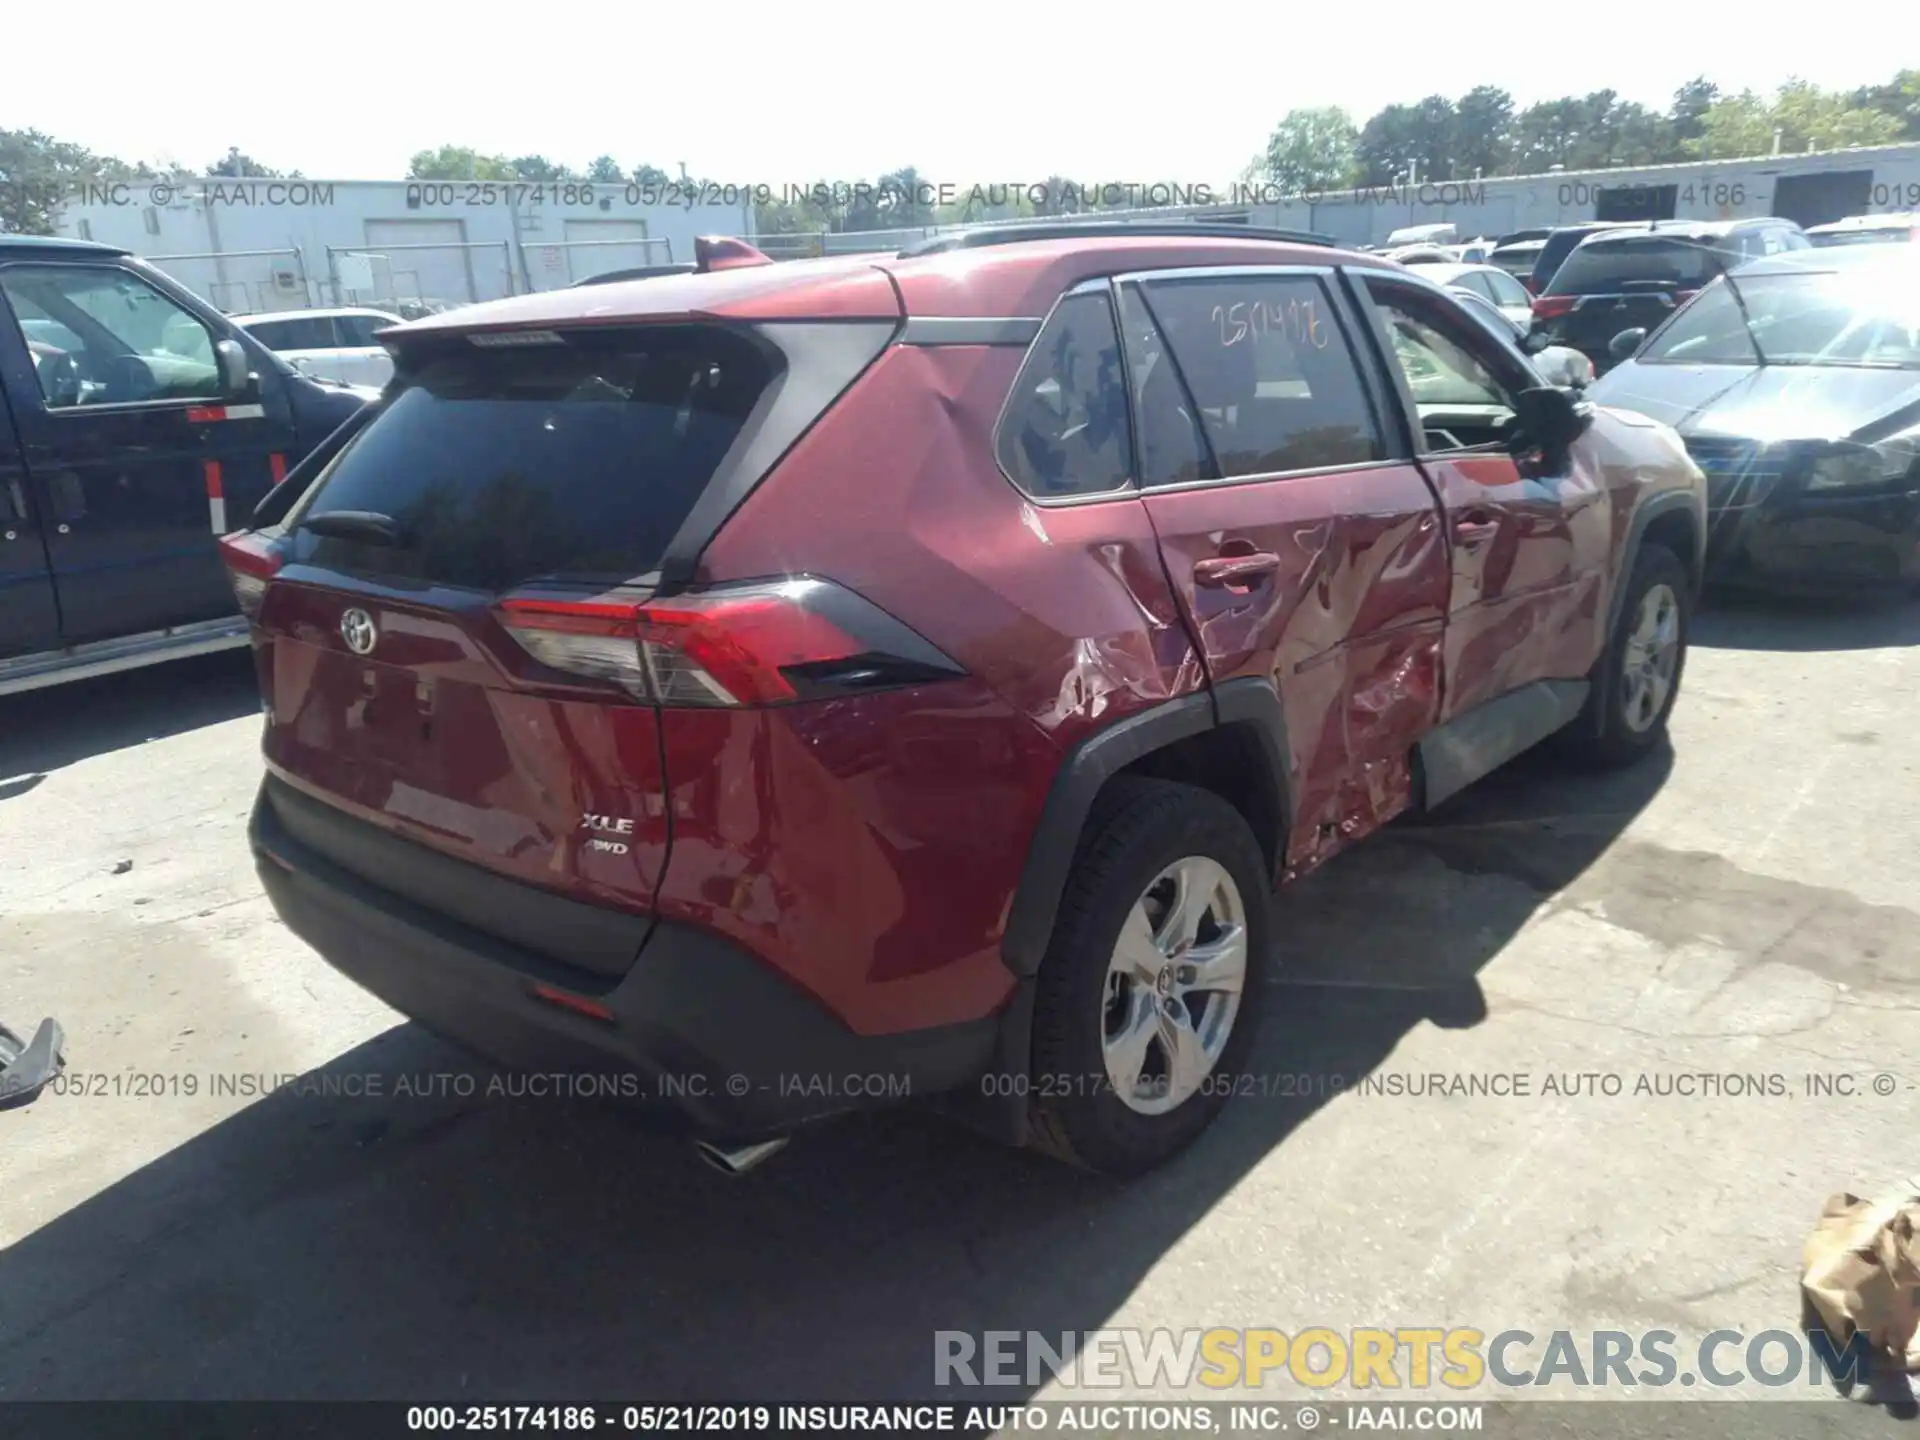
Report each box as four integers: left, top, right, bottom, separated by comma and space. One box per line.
1801, 1180, 1920, 1374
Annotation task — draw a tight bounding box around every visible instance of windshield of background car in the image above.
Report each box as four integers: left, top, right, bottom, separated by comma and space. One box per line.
1545, 236, 1733, 296
1637, 268, 1920, 368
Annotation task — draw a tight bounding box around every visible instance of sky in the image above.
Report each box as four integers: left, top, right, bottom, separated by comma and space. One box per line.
6, 0, 1911, 183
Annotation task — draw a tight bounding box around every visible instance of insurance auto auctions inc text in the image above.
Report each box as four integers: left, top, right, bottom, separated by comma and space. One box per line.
935, 1327, 1876, 1392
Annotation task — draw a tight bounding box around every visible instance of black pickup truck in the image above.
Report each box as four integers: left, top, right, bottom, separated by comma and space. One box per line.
1, 235, 373, 694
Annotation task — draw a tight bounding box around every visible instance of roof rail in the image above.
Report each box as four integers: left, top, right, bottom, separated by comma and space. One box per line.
897, 221, 1341, 258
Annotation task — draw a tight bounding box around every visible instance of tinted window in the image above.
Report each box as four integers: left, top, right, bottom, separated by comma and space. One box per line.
1132, 274, 1383, 480
0, 263, 218, 408
247, 316, 337, 350
996, 290, 1133, 498
1533, 231, 1592, 283
1545, 236, 1735, 296
1490, 245, 1542, 278
337, 314, 397, 346
297, 326, 776, 591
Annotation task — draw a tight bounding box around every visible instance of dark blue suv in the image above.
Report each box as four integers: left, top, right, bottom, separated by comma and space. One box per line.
0, 235, 371, 693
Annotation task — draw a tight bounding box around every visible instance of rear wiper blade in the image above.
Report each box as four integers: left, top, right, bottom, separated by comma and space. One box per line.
302, 509, 405, 544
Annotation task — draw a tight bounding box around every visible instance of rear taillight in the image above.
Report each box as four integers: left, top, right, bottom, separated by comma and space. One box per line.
219, 531, 284, 622
1531, 295, 1577, 321
494, 576, 964, 708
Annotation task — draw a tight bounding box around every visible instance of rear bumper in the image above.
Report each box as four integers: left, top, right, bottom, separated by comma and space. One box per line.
249, 784, 997, 1139
1706, 488, 1920, 593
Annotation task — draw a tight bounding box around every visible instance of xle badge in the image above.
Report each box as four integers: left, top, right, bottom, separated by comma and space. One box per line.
581, 813, 634, 855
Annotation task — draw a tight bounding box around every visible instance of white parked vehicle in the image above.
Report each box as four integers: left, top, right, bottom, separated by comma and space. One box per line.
1400, 260, 1537, 332
1385, 221, 1458, 247
230, 307, 402, 388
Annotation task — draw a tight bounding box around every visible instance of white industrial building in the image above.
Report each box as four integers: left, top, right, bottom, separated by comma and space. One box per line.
56, 179, 755, 314
51, 141, 1920, 311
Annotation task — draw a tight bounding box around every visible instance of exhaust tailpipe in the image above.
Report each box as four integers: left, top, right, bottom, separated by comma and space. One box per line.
694, 1136, 788, 1176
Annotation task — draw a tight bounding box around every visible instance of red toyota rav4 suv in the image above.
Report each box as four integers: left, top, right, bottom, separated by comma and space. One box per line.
225, 225, 1706, 1177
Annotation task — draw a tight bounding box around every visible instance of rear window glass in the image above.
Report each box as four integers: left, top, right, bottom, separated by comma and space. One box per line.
297, 326, 775, 591
1810, 228, 1912, 248
1546, 237, 1734, 295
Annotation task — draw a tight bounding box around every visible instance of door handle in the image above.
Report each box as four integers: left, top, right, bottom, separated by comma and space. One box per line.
47, 471, 87, 523
1193, 552, 1282, 588
1453, 513, 1499, 549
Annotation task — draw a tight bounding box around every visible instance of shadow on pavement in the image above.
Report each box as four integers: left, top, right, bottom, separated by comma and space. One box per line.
0, 650, 259, 788
1694, 589, 1920, 653
0, 742, 1673, 1403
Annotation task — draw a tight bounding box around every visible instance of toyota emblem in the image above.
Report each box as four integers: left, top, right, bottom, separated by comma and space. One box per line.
340, 607, 378, 655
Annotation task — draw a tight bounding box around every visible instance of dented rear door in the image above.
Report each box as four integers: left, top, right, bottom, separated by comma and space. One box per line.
1114, 265, 1451, 878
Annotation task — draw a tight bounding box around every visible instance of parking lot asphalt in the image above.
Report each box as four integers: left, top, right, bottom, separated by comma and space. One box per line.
2, 595, 1917, 1430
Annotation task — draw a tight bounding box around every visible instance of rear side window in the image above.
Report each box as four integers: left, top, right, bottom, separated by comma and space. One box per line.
1483, 269, 1531, 308
248, 316, 337, 350
1131, 273, 1384, 481
296, 326, 776, 592
1546, 237, 1733, 295
337, 314, 395, 346
996, 290, 1133, 498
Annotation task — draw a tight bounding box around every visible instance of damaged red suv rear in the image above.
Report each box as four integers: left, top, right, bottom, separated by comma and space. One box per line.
228, 224, 1706, 1177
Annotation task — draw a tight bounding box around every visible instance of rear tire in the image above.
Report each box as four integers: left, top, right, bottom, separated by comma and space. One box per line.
1026, 778, 1271, 1177
1563, 543, 1690, 768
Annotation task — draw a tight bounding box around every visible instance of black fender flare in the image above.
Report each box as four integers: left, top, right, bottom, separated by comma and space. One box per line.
999, 677, 1292, 979
1606, 487, 1706, 639
1580, 487, 1705, 738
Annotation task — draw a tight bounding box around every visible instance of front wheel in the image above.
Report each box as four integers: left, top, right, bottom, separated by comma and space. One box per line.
1026, 778, 1271, 1177
1565, 543, 1691, 767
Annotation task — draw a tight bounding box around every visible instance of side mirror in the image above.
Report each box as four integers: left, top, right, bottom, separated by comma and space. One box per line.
1511, 385, 1591, 458
215, 338, 257, 399
1532, 346, 1595, 392
1608, 328, 1648, 363
1519, 328, 1553, 356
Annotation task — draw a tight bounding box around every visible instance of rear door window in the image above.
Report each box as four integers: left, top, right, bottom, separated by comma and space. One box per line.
249, 316, 338, 350
1126, 272, 1385, 482
293, 325, 777, 592
996, 289, 1134, 498
336, 314, 396, 346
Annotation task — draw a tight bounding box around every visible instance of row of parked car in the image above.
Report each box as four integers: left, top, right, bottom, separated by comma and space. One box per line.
1386, 214, 1920, 595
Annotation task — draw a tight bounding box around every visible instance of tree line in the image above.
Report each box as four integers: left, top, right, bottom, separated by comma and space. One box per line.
3, 71, 1916, 239
1255, 73, 1920, 192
